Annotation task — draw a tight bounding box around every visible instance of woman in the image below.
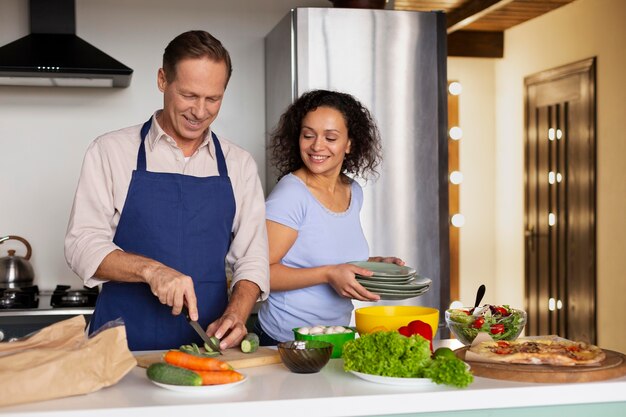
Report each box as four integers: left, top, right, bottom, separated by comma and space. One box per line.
256, 90, 403, 345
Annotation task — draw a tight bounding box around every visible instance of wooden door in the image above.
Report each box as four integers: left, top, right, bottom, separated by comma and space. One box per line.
524, 58, 596, 343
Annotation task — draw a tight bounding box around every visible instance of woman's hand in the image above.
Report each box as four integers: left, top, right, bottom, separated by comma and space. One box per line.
325, 264, 381, 302
368, 256, 405, 266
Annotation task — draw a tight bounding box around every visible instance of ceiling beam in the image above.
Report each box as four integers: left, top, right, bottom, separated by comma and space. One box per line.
446, 0, 516, 34
447, 30, 504, 58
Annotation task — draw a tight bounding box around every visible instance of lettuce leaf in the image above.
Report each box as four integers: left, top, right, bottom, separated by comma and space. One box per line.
342, 331, 432, 378
425, 356, 474, 388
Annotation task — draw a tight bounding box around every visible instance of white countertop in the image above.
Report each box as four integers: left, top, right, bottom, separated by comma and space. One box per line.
3, 340, 626, 417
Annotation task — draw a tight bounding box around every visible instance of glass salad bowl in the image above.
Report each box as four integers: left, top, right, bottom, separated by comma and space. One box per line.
445, 305, 527, 345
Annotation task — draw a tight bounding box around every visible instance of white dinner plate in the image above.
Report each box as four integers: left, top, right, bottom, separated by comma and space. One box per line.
150, 375, 247, 393
349, 370, 436, 387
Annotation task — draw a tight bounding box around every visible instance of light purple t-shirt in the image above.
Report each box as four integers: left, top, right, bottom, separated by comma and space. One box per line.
258, 173, 369, 342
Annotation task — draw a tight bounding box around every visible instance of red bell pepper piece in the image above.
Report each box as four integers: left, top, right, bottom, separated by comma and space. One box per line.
407, 320, 433, 352
398, 326, 412, 337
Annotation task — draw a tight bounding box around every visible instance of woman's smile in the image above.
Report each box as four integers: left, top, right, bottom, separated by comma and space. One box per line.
299, 106, 351, 177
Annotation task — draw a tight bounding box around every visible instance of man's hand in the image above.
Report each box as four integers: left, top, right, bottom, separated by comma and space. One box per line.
144, 265, 198, 321
206, 280, 260, 350
95, 249, 199, 320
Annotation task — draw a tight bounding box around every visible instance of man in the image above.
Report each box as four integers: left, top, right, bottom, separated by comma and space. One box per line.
64, 31, 269, 351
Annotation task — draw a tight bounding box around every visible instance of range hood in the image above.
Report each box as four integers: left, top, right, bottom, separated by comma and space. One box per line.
0, 0, 133, 88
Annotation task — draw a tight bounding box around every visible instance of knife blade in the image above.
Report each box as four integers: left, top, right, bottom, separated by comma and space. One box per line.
181, 305, 222, 354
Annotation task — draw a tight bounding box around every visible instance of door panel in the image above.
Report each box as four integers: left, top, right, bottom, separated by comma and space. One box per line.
524, 58, 596, 343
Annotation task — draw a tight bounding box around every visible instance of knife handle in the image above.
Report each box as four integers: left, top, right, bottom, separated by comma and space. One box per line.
181, 305, 191, 321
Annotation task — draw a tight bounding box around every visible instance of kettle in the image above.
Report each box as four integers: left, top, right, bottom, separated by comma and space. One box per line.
0, 235, 35, 289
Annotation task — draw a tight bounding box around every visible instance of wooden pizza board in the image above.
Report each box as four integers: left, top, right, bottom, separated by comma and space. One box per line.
135, 346, 281, 370
455, 346, 626, 383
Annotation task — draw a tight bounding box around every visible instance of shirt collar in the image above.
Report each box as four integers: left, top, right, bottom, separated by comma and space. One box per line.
147, 110, 214, 159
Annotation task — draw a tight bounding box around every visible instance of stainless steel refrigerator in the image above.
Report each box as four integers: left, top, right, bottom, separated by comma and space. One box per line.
264, 7, 449, 331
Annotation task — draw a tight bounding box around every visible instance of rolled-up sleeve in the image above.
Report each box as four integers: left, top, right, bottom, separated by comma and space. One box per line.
64, 140, 121, 287
226, 152, 270, 301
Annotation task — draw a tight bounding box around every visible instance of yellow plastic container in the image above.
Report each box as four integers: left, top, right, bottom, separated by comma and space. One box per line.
354, 306, 439, 337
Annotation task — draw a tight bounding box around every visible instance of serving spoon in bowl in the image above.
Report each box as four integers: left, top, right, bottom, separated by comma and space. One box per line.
471, 284, 486, 314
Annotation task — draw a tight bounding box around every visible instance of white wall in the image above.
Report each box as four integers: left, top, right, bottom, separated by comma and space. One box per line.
0, 0, 328, 289
447, 59, 497, 308
493, 0, 626, 351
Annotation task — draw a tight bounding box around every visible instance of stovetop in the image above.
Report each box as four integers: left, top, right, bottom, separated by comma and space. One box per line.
0, 285, 98, 315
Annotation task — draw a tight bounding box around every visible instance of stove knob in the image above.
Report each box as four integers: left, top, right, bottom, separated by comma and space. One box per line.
0, 330, 4, 342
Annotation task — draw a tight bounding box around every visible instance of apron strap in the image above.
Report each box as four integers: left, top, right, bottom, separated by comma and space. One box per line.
211, 132, 229, 177
137, 118, 152, 172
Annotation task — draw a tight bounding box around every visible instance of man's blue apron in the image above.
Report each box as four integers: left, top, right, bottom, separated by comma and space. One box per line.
89, 118, 235, 351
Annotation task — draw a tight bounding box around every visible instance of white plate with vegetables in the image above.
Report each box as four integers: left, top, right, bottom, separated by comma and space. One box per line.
150, 376, 248, 393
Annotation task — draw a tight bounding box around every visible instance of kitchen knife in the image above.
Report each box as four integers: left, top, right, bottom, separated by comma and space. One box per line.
181, 305, 222, 354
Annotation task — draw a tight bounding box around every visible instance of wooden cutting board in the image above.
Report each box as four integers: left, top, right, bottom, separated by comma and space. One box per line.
135, 346, 281, 369
455, 346, 626, 383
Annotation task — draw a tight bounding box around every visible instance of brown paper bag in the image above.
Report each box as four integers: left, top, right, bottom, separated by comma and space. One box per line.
0, 315, 137, 407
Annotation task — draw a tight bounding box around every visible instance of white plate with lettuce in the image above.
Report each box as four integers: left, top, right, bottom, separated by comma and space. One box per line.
348, 370, 436, 386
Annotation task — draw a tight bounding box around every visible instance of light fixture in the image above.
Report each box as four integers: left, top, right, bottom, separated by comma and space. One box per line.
450, 171, 464, 185
451, 213, 465, 228
448, 81, 463, 95
449, 126, 463, 140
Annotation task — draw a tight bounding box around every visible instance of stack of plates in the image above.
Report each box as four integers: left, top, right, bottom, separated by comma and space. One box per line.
349, 261, 432, 301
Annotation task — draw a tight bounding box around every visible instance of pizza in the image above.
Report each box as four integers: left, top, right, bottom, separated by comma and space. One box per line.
468, 338, 606, 366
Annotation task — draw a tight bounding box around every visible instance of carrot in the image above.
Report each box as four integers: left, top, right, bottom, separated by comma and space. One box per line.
196, 370, 245, 385
163, 350, 232, 371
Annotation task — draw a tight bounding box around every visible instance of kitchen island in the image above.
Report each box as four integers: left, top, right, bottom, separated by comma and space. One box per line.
2, 341, 625, 417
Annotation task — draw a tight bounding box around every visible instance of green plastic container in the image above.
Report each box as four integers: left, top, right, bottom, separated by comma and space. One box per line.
292, 327, 356, 358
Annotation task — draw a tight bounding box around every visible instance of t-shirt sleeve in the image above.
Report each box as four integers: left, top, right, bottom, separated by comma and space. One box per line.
352, 180, 364, 211
265, 176, 307, 231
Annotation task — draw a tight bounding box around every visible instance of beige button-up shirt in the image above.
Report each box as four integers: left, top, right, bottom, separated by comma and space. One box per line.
64, 112, 269, 299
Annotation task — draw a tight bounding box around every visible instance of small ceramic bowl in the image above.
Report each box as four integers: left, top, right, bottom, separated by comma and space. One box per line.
277, 340, 333, 374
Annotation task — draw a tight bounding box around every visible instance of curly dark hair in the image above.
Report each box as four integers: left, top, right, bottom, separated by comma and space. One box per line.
269, 90, 382, 182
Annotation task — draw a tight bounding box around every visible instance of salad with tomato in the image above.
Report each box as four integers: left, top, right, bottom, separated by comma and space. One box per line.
445, 305, 527, 345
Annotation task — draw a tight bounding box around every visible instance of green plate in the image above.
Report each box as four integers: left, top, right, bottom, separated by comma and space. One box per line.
369, 287, 430, 296
357, 276, 432, 291
349, 261, 417, 277
355, 274, 416, 283
377, 291, 429, 301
